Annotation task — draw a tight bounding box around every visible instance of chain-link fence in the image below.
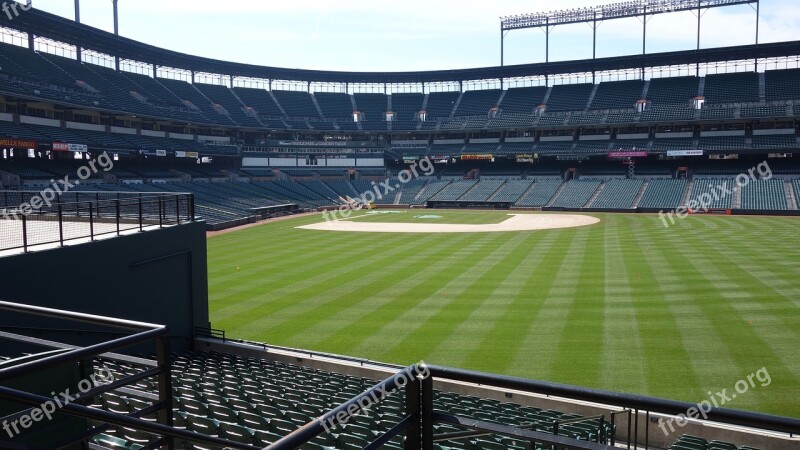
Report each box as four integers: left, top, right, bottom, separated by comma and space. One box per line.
0, 191, 194, 253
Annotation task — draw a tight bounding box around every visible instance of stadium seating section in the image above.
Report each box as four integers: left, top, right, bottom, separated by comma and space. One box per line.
1, 41, 800, 221
590, 179, 643, 209
741, 179, 788, 210
545, 83, 594, 112
689, 179, 734, 209
765, 68, 800, 101
455, 89, 502, 116
425, 92, 461, 118
647, 76, 699, 105
430, 180, 477, 201
515, 179, 563, 207
637, 179, 687, 209
703, 72, 760, 104
667, 434, 763, 450
88, 352, 621, 449
590, 80, 644, 110
499, 86, 548, 114
0, 40, 797, 139
549, 180, 602, 208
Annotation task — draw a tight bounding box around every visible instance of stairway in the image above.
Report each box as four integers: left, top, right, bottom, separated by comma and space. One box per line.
458, 181, 484, 200
449, 91, 465, 117
640, 80, 651, 101
584, 182, 607, 208
268, 91, 289, 117
540, 86, 554, 106
517, 181, 539, 204
230, 88, 266, 127
546, 181, 569, 207
486, 180, 509, 202
681, 180, 695, 206
413, 183, 429, 203
631, 180, 650, 208
393, 187, 403, 205
310, 93, 325, 119
732, 182, 743, 209
584, 84, 600, 110
785, 180, 798, 210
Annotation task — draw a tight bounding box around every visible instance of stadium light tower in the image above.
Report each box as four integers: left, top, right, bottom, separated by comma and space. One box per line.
74, 0, 81, 60
500, 0, 760, 78
112, 0, 119, 70
112, 0, 119, 35
70, 0, 120, 65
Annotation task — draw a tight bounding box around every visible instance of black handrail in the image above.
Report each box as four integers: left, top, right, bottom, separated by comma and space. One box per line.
0, 300, 294, 449
265, 364, 425, 450
200, 333, 800, 448
0, 192, 194, 253
200, 334, 403, 370
0, 385, 260, 450
426, 365, 800, 436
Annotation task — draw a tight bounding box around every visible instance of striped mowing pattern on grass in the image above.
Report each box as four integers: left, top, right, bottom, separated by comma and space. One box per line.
208, 211, 800, 418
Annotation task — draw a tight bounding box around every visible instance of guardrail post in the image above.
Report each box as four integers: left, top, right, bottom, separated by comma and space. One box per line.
115, 199, 121, 236
552, 420, 559, 450
421, 372, 434, 450
405, 376, 421, 450
139, 194, 144, 232
22, 213, 28, 253
627, 409, 632, 450
598, 416, 605, 444
89, 202, 95, 241
58, 203, 64, 247
189, 194, 195, 222
159, 196, 164, 228
156, 335, 175, 450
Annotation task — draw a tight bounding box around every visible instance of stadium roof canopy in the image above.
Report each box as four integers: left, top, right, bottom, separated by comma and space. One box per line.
8, 7, 800, 84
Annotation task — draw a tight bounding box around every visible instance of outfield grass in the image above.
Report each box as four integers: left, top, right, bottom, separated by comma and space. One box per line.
207, 211, 800, 417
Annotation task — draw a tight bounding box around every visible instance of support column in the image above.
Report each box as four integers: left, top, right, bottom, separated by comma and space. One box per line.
113, 0, 120, 70
696, 0, 702, 76
74, 0, 82, 61
500, 23, 504, 67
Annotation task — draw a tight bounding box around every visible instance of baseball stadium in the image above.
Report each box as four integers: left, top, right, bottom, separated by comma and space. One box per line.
0, 1, 799, 449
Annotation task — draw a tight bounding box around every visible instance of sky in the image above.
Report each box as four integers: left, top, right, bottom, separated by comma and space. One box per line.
16, 0, 800, 72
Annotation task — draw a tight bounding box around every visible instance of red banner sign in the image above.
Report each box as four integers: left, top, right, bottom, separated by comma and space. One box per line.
461, 154, 493, 161
609, 151, 648, 158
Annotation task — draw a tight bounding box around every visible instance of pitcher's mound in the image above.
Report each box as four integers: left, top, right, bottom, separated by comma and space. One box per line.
297, 213, 599, 233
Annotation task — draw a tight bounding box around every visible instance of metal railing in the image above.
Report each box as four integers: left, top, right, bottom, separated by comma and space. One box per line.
202, 335, 800, 450
424, 365, 800, 450
0, 191, 194, 253
265, 364, 618, 450
0, 300, 262, 450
